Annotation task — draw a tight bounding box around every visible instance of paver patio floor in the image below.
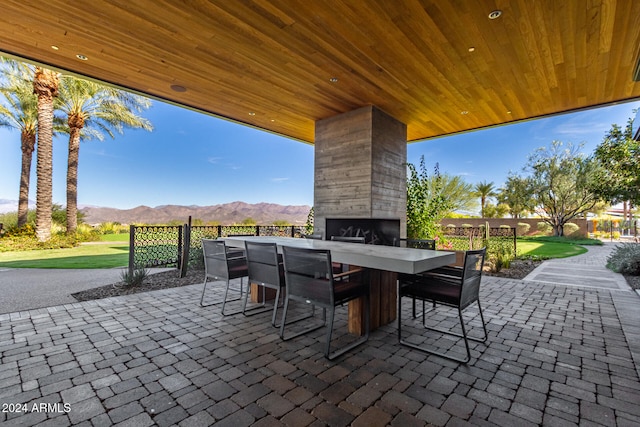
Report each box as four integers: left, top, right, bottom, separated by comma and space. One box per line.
1, 269, 639, 427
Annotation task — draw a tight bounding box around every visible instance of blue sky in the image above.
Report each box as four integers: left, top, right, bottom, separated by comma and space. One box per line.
0, 97, 638, 210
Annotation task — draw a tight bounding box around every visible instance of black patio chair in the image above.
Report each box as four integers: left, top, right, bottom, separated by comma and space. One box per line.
330, 235, 365, 273
398, 248, 488, 363
397, 238, 436, 250
396, 239, 437, 318
200, 239, 248, 315
243, 240, 286, 326
279, 246, 370, 360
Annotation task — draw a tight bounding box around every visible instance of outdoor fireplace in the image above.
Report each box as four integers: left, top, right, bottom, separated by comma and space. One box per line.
325, 218, 400, 246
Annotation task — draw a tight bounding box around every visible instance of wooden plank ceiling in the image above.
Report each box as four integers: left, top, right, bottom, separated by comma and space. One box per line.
1, 0, 639, 144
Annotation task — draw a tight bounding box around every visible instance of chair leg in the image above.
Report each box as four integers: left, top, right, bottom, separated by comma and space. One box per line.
222, 278, 248, 316
201, 276, 245, 308
279, 298, 328, 343
398, 296, 486, 363
199, 277, 211, 307
242, 282, 278, 318
326, 294, 369, 360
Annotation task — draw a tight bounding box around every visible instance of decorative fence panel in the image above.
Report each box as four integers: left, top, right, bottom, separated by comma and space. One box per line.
129, 225, 183, 274
442, 226, 517, 255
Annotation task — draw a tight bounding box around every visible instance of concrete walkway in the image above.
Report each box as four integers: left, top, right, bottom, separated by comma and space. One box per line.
524, 242, 629, 291
0, 268, 173, 315
0, 268, 126, 315
0, 244, 639, 426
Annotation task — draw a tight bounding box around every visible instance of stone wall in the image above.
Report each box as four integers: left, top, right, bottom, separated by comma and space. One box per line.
440, 218, 588, 237
314, 106, 407, 238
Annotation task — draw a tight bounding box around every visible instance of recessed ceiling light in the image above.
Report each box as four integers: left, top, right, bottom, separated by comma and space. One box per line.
488, 10, 502, 19
76, 54, 88, 61
507, 110, 512, 114
270, 119, 275, 122
249, 112, 256, 116
329, 77, 338, 83
170, 84, 187, 92
461, 111, 469, 115
468, 47, 475, 52
51, 45, 59, 51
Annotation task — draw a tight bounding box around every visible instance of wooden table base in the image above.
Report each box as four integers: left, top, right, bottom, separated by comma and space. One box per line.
348, 269, 397, 335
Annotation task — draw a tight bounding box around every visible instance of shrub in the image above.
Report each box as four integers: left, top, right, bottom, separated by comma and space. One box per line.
537, 222, 552, 235
606, 243, 640, 275
118, 268, 149, 287
563, 222, 580, 237
499, 225, 510, 229
516, 223, 530, 236
461, 224, 472, 228
488, 239, 514, 272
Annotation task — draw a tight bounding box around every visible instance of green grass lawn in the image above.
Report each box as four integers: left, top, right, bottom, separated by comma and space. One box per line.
0, 243, 129, 268
99, 233, 130, 242
517, 237, 589, 259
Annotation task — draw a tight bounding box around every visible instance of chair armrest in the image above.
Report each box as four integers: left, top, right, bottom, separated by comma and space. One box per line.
334, 267, 364, 280
421, 265, 462, 279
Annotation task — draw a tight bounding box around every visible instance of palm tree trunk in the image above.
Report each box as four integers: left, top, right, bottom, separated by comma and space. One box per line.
33, 67, 58, 242
66, 117, 83, 234
18, 131, 36, 227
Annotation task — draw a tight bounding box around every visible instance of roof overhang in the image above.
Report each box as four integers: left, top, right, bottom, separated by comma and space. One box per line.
1, 1, 639, 144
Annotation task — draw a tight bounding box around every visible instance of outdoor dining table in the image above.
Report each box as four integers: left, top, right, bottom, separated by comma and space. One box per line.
223, 235, 456, 335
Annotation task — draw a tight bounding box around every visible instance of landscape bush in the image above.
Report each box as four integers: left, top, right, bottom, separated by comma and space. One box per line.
563, 222, 580, 237
516, 223, 530, 236
118, 267, 149, 287
98, 222, 129, 234
537, 222, 552, 235
606, 243, 640, 275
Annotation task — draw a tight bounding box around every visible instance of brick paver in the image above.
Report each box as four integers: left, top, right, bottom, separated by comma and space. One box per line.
1, 244, 639, 426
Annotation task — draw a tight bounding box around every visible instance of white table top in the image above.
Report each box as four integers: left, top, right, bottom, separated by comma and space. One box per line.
222, 236, 456, 274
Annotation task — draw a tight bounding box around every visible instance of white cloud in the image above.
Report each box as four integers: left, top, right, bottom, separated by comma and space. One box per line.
271, 177, 289, 183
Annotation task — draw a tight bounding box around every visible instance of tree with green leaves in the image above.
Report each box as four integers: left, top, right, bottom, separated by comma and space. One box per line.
526, 141, 601, 236
406, 156, 453, 239
473, 180, 497, 218
437, 174, 477, 214
304, 207, 314, 235
0, 58, 38, 228
482, 202, 510, 218
590, 115, 639, 206
497, 173, 534, 218
56, 75, 153, 234
33, 66, 59, 242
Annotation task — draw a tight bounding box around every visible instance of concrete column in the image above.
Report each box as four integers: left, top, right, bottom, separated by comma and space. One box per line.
314, 105, 407, 238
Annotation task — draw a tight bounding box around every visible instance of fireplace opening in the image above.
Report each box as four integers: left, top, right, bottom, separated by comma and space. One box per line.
325, 218, 400, 246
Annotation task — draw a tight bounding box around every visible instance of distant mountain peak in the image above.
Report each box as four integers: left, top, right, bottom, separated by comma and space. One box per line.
80, 202, 311, 225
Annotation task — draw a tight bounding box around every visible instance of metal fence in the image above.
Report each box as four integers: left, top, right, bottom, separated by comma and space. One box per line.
442, 226, 517, 254
128, 224, 517, 276
129, 224, 306, 276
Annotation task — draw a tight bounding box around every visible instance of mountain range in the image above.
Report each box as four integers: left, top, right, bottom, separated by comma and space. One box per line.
80, 201, 312, 225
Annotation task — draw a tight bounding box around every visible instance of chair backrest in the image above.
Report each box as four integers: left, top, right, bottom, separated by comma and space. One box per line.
282, 246, 334, 306
202, 239, 231, 280
459, 248, 486, 309
331, 235, 365, 243
245, 240, 283, 287
399, 238, 436, 250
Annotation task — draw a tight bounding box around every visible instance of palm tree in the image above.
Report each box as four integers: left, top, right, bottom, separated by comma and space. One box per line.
33, 67, 59, 241
0, 59, 38, 227
56, 76, 153, 234
474, 180, 497, 218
